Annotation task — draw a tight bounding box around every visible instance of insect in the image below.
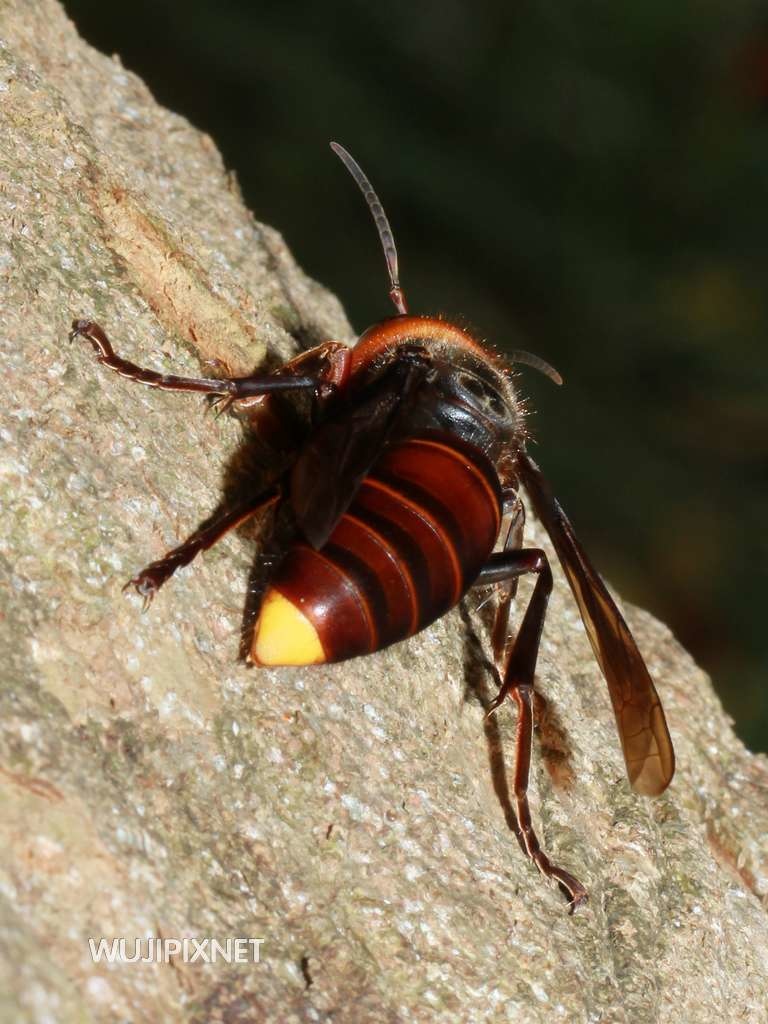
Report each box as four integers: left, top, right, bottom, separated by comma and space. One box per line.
70, 142, 674, 909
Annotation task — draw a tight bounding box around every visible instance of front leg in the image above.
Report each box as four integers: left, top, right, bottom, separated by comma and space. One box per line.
69, 320, 319, 398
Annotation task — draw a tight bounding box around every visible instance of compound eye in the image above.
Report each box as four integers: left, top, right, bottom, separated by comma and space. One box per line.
486, 390, 506, 416
460, 374, 484, 398
458, 372, 506, 416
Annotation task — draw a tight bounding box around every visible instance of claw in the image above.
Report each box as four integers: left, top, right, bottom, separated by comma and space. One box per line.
567, 889, 589, 916
122, 574, 158, 612
484, 693, 505, 721
68, 319, 112, 361
203, 394, 235, 419
69, 318, 92, 342
212, 395, 235, 419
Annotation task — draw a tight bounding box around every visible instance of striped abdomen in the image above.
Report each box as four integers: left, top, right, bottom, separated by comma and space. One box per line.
252, 434, 502, 665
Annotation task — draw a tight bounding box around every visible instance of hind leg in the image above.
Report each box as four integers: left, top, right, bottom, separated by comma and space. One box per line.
475, 546, 588, 911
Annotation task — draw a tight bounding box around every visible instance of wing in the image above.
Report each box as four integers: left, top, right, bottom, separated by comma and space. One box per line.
517, 450, 675, 796
290, 357, 429, 549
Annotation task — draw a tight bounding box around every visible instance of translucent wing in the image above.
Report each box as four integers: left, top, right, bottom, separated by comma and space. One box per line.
517, 451, 675, 795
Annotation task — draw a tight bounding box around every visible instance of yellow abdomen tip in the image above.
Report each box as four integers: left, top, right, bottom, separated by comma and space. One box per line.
251, 588, 326, 666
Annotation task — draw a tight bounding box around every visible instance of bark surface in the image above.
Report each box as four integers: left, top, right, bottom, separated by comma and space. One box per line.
1, 3, 767, 1021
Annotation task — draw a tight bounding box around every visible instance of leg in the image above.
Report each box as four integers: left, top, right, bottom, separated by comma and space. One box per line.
509, 683, 587, 910
125, 485, 280, 609
489, 490, 525, 659
70, 321, 319, 398
474, 547, 588, 910
478, 548, 550, 709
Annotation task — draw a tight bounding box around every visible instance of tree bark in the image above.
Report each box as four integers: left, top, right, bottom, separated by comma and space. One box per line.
1, 3, 767, 1022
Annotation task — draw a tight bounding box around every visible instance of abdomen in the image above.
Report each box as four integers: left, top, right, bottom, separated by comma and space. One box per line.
252, 434, 502, 665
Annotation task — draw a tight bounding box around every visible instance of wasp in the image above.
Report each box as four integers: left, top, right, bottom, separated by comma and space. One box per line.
70, 142, 674, 908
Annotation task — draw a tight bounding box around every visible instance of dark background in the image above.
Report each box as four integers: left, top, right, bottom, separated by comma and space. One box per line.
64, 1, 768, 750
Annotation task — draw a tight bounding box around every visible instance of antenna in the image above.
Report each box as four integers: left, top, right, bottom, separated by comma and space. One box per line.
509, 349, 563, 386
330, 141, 408, 315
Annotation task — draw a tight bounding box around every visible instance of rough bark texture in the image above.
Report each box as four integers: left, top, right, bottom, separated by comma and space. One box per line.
1, 3, 768, 1022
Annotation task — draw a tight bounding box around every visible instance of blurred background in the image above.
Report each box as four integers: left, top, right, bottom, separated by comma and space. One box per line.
65, 1, 767, 751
